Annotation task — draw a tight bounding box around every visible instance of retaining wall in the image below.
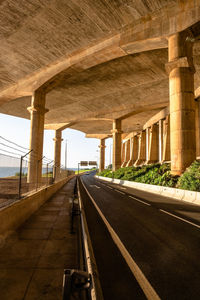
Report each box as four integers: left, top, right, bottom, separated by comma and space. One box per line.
0, 175, 75, 238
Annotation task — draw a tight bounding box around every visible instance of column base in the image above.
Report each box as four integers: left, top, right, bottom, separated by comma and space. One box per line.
126, 160, 133, 167
134, 159, 145, 167
145, 160, 159, 165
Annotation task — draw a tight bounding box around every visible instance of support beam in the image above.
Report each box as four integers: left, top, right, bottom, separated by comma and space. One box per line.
112, 119, 122, 171
99, 139, 106, 172
27, 90, 48, 185
135, 131, 146, 166
167, 30, 196, 175
53, 130, 63, 181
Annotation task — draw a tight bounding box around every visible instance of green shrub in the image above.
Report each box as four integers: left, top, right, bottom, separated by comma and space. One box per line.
177, 161, 200, 191
98, 163, 179, 188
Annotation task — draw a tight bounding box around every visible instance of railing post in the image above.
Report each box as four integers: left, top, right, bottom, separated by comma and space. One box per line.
18, 156, 23, 199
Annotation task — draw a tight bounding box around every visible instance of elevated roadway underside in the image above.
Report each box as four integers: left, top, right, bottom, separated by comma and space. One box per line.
1, 1, 200, 136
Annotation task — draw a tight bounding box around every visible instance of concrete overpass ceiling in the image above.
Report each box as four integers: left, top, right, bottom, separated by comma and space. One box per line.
1, 1, 200, 135
0, 0, 175, 92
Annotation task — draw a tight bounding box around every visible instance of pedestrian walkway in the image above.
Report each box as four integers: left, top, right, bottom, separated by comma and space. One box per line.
0, 177, 79, 300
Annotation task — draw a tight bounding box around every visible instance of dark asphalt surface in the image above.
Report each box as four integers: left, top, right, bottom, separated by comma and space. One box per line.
80, 173, 200, 300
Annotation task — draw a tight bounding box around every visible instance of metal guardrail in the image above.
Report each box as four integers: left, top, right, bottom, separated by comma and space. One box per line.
62, 176, 103, 300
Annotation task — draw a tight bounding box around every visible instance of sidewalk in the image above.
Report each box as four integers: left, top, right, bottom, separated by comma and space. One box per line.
0, 177, 79, 300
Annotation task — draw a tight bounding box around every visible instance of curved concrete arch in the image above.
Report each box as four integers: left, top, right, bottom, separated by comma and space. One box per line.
1, 1, 200, 107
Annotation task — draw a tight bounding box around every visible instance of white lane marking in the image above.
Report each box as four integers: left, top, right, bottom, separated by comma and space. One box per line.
129, 195, 151, 206
89, 185, 100, 189
115, 189, 125, 195
159, 209, 200, 229
107, 186, 113, 189
81, 179, 160, 300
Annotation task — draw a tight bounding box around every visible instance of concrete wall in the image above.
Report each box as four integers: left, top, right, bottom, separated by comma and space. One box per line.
97, 176, 200, 206
0, 175, 75, 239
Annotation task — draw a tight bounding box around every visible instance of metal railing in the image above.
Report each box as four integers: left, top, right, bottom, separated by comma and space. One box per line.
0, 150, 74, 208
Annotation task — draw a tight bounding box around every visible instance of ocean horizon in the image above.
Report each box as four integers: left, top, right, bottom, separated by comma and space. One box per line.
0, 167, 79, 178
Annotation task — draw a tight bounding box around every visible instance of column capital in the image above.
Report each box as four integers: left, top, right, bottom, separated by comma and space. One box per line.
27, 106, 49, 115
111, 129, 123, 134
53, 138, 63, 142
165, 56, 195, 74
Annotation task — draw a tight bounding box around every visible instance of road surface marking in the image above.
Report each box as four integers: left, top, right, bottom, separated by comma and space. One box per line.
81, 179, 160, 300
129, 195, 151, 206
159, 209, 200, 229
89, 185, 100, 189
115, 189, 125, 195
107, 186, 113, 189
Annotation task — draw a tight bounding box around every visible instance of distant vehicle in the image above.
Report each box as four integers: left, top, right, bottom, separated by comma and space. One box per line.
85, 172, 90, 175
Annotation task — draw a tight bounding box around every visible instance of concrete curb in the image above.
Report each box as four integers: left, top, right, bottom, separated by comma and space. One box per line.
96, 176, 200, 206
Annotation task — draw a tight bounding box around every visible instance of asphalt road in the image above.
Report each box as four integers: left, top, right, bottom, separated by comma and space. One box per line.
79, 173, 200, 300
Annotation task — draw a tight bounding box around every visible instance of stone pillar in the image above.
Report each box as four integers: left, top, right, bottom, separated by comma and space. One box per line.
125, 139, 130, 167
27, 90, 48, 184
127, 137, 133, 167
122, 139, 130, 167
146, 127, 149, 162
53, 130, 63, 181
162, 116, 171, 162
132, 135, 139, 164
195, 99, 200, 158
99, 138, 106, 172
167, 31, 196, 175
121, 141, 126, 167
112, 119, 122, 171
147, 124, 159, 164
135, 131, 146, 166
159, 120, 164, 162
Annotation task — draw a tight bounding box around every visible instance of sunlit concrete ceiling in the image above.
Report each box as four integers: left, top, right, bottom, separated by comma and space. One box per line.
0, 0, 200, 136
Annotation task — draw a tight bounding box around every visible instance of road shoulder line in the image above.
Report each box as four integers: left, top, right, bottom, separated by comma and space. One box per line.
159, 209, 200, 229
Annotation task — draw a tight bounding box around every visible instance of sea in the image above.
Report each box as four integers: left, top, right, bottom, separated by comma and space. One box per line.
0, 167, 78, 178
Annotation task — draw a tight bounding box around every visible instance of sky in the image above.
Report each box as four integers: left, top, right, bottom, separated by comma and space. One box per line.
0, 113, 112, 169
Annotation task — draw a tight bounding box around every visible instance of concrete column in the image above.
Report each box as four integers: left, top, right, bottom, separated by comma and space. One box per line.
112, 119, 122, 171
99, 138, 106, 172
122, 139, 130, 167
132, 135, 139, 164
53, 130, 63, 181
146, 127, 149, 162
121, 141, 126, 167
125, 139, 130, 167
147, 124, 159, 164
124, 139, 131, 167
135, 130, 146, 166
159, 120, 164, 162
167, 30, 196, 175
162, 116, 171, 162
127, 137, 133, 167
27, 90, 48, 184
195, 99, 200, 158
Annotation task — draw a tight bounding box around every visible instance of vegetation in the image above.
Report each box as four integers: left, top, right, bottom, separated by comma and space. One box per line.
98, 161, 200, 191
98, 163, 179, 188
177, 161, 200, 191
